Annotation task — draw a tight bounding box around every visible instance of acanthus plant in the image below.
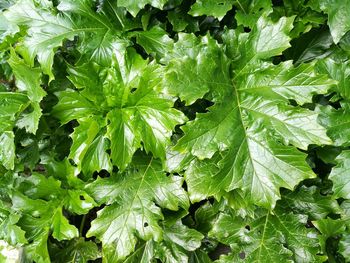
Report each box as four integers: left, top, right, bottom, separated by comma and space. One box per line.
0, 0, 350, 262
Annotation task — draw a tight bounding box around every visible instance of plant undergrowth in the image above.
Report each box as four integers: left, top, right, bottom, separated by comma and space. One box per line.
0, 0, 350, 262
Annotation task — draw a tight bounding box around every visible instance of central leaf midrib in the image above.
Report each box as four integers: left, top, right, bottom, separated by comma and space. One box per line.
113, 158, 154, 245
231, 78, 258, 185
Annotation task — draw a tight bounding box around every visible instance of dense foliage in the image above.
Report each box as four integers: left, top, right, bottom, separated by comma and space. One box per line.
0, 0, 350, 262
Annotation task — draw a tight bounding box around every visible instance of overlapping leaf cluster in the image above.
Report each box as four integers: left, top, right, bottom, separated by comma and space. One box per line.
0, 0, 350, 262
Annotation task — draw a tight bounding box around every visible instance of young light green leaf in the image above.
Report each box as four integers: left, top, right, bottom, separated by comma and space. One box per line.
56, 49, 185, 171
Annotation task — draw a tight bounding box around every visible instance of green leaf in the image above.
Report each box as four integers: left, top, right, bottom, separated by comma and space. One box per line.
312, 218, 346, 251
106, 50, 185, 168
328, 150, 350, 199
52, 90, 100, 124
1, 1, 350, 261
224, 15, 294, 61
316, 57, 350, 100
8, 51, 45, 134
0, 92, 28, 131
280, 186, 340, 220
163, 34, 226, 105
318, 103, 350, 147
188, 250, 212, 263
210, 208, 323, 262
285, 28, 333, 65
51, 208, 78, 241
121, 219, 203, 263
4, 0, 76, 80
0, 202, 27, 246
4, 0, 131, 79
234, 0, 272, 28
0, 12, 19, 50
155, 220, 203, 262
49, 238, 100, 263
8, 51, 45, 103
10, 171, 96, 262
57, 49, 185, 171
121, 242, 154, 263
133, 26, 174, 60
118, 0, 167, 17
0, 132, 15, 170
309, 0, 350, 43
170, 16, 334, 208
339, 233, 350, 261
69, 118, 112, 179
168, 8, 199, 32
189, 0, 234, 20
86, 155, 189, 261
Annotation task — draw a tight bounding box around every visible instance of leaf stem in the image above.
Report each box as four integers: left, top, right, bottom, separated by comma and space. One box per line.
79, 214, 87, 236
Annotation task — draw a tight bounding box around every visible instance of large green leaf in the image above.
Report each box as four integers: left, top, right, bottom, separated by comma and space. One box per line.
166, 15, 334, 208
86, 155, 189, 261
0, 132, 16, 170
210, 208, 323, 262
